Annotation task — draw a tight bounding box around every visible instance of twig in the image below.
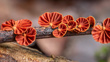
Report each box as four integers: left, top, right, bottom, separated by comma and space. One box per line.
0, 27, 92, 43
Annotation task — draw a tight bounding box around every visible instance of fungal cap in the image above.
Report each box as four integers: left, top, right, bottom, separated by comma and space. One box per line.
67, 21, 77, 31
1, 19, 15, 31
87, 16, 96, 28
16, 27, 36, 46
76, 17, 90, 32
14, 19, 32, 34
38, 12, 62, 29
52, 23, 67, 38
62, 15, 74, 24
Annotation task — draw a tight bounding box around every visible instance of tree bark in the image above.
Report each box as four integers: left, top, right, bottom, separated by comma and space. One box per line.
0, 42, 74, 62
0, 27, 92, 43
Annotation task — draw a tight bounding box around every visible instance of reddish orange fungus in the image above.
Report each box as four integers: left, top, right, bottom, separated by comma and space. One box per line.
38, 12, 62, 28
76, 17, 90, 32
62, 15, 74, 24
87, 16, 95, 28
53, 23, 67, 38
102, 18, 110, 38
92, 18, 110, 44
67, 21, 77, 31
92, 25, 110, 44
15, 27, 36, 46
14, 19, 32, 34
1, 19, 32, 34
1, 19, 15, 31
103, 18, 110, 28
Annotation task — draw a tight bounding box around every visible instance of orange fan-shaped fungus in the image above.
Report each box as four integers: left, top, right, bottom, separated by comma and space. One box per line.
92, 18, 110, 44
62, 15, 74, 24
103, 18, 110, 28
15, 27, 36, 46
62, 15, 76, 31
14, 19, 32, 34
102, 18, 110, 38
53, 23, 67, 38
38, 12, 62, 28
1, 19, 15, 31
87, 16, 95, 28
1, 19, 32, 34
67, 21, 77, 31
76, 17, 90, 32
92, 25, 110, 44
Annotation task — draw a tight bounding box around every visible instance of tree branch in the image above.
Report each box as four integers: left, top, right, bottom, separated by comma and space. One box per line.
0, 27, 92, 43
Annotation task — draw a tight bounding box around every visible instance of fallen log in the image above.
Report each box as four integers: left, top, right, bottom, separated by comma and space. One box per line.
0, 42, 74, 62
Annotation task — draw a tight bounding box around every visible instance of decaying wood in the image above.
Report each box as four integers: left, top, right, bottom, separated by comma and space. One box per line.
0, 27, 92, 43
0, 30, 15, 43
0, 42, 74, 62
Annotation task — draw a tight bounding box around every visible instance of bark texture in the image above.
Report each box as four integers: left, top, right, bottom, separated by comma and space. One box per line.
0, 27, 92, 43
0, 42, 74, 62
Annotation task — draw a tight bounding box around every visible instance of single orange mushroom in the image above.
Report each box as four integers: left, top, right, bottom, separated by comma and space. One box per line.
102, 18, 110, 38
67, 21, 77, 31
92, 18, 110, 44
1, 19, 15, 31
52, 23, 67, 38
103, 18, 110, 28
14, 19, 32, 34
87, 16, 96, 28
38, 12, 62, 29
15, 27, 36, 46
92, 25, 110, 44
1, 19, 32, 34
76, 17, 90, 32
62, 15, 74, 24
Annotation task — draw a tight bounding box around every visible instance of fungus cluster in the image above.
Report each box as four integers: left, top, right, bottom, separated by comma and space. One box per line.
38, 12, 95, 38
1, 19, 36, 46
1, 12, 110, 46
